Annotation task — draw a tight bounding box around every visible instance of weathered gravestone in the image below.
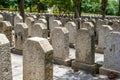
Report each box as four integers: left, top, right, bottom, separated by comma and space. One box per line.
0, 14, 3, 21
65, 21, 77, 47
31, 23, 48, 38
51, 27, 71, 66
25, 17, 34, 36
14, 23, 28, 51
0, 34, 12, 80
111, 21, 120, 32
50, 20, 62, 32
36, 18, 47, 28
72, 28, 96, 73
14, 14, 23, 26
23, 37, 53, 80
82, 22, 94, 35
0, 21, 12, 46
97, 25, 113, 53
100, 32, 120, 77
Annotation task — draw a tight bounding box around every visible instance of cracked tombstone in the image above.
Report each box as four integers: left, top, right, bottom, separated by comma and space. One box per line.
25, 17, 34, 37
23, 37, 53, 80
65, 21, 77, 47
72, 28, 96, 74
31, 23, 48, 38
51, 27, 71, 66
14, 23, 28, 53
0, 34, 12, 80
100, 32, 120, 77
97, 25, 113, 53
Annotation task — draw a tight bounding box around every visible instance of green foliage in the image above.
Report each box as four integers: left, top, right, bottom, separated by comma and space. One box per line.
0, 0, 119, 15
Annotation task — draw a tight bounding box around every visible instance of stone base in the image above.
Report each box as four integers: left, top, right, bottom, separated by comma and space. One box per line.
100, 67, 120, 77
72, 61, 97, 74
11, 48, 22, 55
95, 47, 104, 53
54, 58, 73, 67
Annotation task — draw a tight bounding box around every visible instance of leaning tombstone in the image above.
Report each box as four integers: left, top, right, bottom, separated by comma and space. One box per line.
51, 27, 71, 66
96, 25, 113, 53
14, 23, 28, 54
23, 37, 53, 80
31, 23, 48, 38
65, 21, 77, 48
100, 32, 120, 77
25, 17, 34, 37
72, 28, 96, 73
0, 34, 12, 80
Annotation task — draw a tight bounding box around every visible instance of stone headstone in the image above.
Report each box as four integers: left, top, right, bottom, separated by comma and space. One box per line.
100, 32, 120, 77
51, 27, 71, 65
50, 20, 62, 32
0, 21, 12, 46
23, 37, 53, 80
14, 14, 23, 26
72, 28, 96, 73
36, 18, 47, 27
111, 21, 120, 31
14, 23, 28, 51
97, 25, 113, 53
0, 14, 3, 21
82, 22, 94, 35
31, 23, 48, 38
25, 17, 34, 36
0, 34, 12, 80
65, 21, 77, 46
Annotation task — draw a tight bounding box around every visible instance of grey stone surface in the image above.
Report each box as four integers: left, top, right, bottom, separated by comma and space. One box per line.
0, 34, 12, 80
0, 14, 3, 21
51, 27, 70, 65
0, 21, 12, 46
97, 25, 113, 53
25, 17, 34, 36
31, 23, 48, 38
100, 32, 120, 76
51, 20, 62, 32
14, 14, 23, 26
23, 37, 53, 80
14, 23, 28, 50
65, 21, 77, 44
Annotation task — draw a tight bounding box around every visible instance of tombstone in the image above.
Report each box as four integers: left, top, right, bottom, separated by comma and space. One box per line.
0, 34, 12, 80
97, 25, 113, 53
31, 23, 48, 38
51, 27, 71, 65
72, 28, 96, 73
0, 14, 3, 21
51, 20, 62, 32
49, 16, 55, 31
25, 17, 34, 36
0, 21, 12, 46
36, 18, 47, 28
14, 14, 23, 26
100, 32, 120, 77
14, 23, 28, 51
111, 21, 120, 31
65, 22, 77, 47
23, 37, 53, 80
82, 22, 94, 35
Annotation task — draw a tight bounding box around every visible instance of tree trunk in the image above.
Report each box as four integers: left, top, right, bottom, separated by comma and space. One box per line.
101, 0, 108, 19
74, 0, 82, 18
119, 0, 120, 16
18, 0, 25, 22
